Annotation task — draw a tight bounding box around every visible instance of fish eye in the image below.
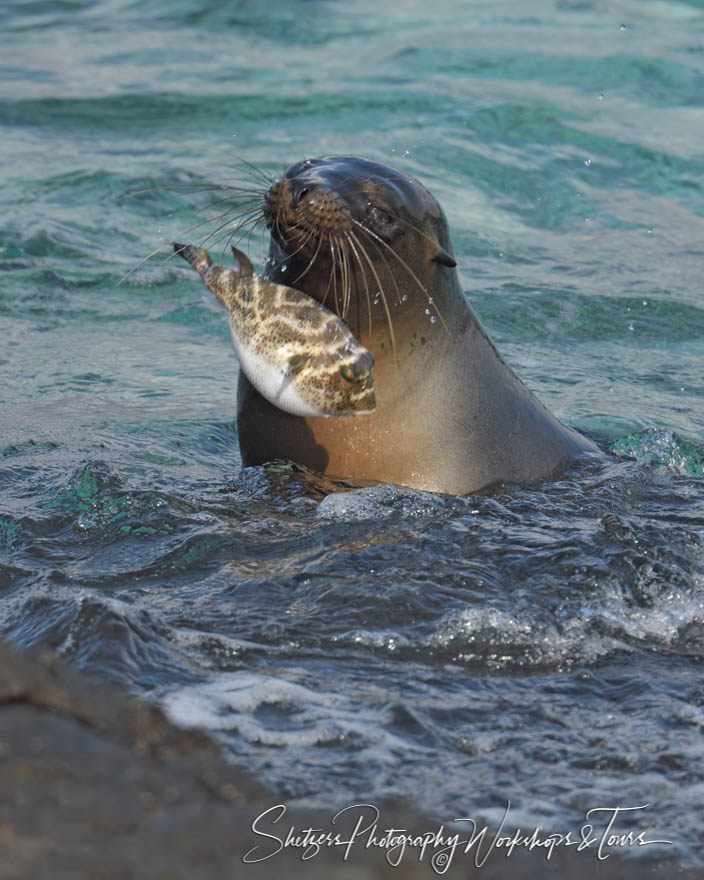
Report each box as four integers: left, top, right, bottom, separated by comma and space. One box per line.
341, 366, 355, 383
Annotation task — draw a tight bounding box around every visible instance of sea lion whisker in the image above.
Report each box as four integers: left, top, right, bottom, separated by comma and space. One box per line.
119, 242, 170, 282
352, 219, 447, 332
231, 154, 277, 187
195, 194, 265, 217
352, 226, 402, 313
348, 229, 395, 335
207, 205, 266, 235
127, 212, 261, 282
344, 230, 374, 339
329, 237, 339, 314
158, 204, 263, 260
120, 231, 202, 282
319, 240, 336, 309
278, 222, 321, 264
195, 209, 264, 246
274, 201, 287, 248
348, 225, 396, 355
291, 229, 325, 288
344, 235, 354, 320
241, 215, 268, 256
190, 211, 262, 253
334, 233, 350, 319
118, 182, 265, 202
120, 181, 267, 282
329, 237, 342, 314
344, 236, 354, 320
337, 233, 350, 320
222, 214, 266, 260
392, 213, 454, 255
120, 217, 237, 282
173, 218, 260, 273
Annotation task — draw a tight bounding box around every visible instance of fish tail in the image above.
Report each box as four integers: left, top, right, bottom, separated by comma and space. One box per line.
173, 242, 238, 307
173, 242, 212, 280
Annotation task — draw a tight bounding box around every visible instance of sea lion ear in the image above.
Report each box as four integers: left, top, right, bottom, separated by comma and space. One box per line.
232, 247, 255, 276
431, 246, 457, 268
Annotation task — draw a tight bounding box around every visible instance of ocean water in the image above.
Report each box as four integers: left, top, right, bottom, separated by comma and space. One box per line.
2, 0, 704, 869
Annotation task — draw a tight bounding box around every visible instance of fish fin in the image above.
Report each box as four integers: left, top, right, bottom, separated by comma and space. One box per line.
286, 353, 310, 375
431, 245, 457, 268
232, 247, 255, 277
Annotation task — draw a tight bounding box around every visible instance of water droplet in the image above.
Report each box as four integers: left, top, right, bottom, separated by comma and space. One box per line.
642, 300, 648, 307
401, 294, 408, 302
430, 315, 437, 324
425, 308, 431, 316
647, 228, 652, 235
428, 297, 433, 304
619, 23, 627, 31
498, 251, 504, 258
628, 322, 635, 331
585, 217, 591, 224
281, 263, 288, 272
584, 158, 591, 167
598, 93, 605, 101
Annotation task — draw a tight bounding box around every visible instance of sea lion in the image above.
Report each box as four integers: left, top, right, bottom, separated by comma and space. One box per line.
236, 155, 597, 495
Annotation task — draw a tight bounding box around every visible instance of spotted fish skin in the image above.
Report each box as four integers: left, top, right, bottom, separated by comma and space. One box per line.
173, 243, 375, 418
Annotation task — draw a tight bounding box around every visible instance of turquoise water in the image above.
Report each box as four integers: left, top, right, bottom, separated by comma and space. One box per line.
2, 0, 704, 870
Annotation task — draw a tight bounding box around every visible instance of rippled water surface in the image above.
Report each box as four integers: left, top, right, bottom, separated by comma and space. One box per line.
2, 0, 704, 868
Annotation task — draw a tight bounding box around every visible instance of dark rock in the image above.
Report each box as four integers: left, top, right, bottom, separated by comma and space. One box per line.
0, 639, 693, 880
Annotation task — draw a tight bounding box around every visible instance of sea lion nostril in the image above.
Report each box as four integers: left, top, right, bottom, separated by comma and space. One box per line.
291, 184, 311, 208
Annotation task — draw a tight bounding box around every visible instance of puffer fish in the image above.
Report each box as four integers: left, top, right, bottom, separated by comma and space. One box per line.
173, 242, 375, 418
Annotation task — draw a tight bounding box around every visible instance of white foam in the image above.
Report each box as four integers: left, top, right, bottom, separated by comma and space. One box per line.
160, 670, 433, 756
316, 484, 452, 520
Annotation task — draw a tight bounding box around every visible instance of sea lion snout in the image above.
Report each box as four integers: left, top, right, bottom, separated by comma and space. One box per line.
265, 176, 352, 241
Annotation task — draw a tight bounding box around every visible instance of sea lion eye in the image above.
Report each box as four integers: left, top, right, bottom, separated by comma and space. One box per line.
368, 205, 396, 230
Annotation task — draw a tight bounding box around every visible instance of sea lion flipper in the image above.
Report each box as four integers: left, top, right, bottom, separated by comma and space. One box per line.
232, 247, 255, 277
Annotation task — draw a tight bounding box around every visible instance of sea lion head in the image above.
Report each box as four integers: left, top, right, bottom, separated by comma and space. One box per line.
262, 156, 458, 350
